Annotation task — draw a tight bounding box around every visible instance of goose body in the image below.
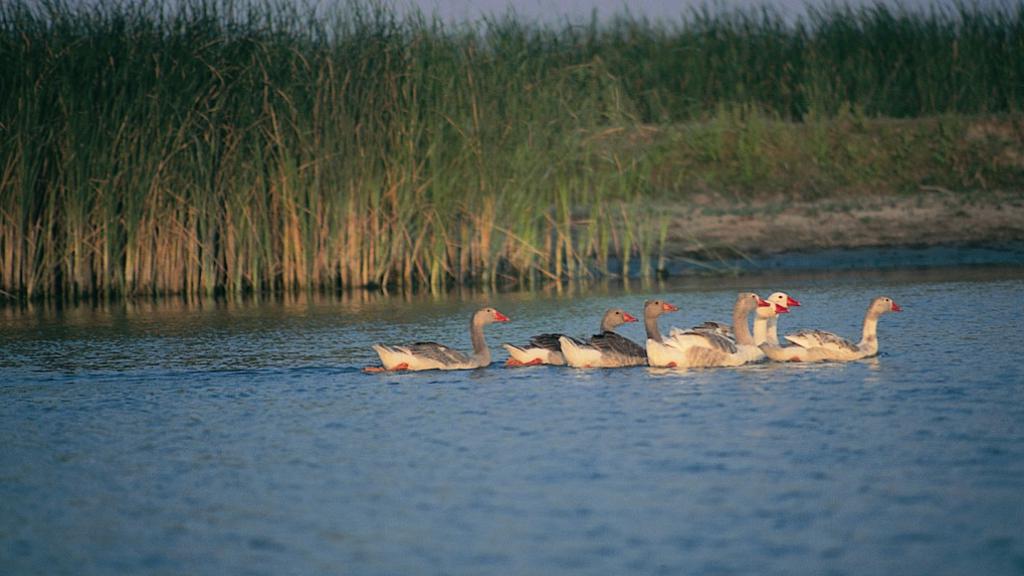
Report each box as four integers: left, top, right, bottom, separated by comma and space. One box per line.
561, 300, 678, 368
503, 309, 636, 366
648, 293, 770, 368
502, 333, 567, 366
763, 297, 901, 362
369, 307, 509, 371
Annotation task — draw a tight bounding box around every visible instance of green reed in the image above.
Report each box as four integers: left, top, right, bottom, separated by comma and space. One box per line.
1, 0, 1022, 299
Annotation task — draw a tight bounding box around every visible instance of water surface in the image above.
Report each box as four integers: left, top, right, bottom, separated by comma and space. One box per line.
2, 267, 1024, 575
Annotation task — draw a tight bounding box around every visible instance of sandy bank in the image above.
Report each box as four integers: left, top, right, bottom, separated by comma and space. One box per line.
661, 190, 1024, 261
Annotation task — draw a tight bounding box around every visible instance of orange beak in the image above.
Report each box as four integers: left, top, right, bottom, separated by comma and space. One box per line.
891, 302, 902, 312
757, 298, 771, 307
786, 296, 801, 307
622, 312, 638, 323
493, 310, 510, 322
662, 303, 679, 312
775, 304, 789, 314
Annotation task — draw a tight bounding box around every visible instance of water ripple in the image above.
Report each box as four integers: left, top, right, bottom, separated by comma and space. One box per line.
2, 273, 1024, 575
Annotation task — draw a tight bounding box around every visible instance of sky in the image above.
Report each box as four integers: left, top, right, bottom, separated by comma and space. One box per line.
401, 0, 1005, 24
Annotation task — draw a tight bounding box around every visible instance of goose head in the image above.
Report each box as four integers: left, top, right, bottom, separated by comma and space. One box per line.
600, 308, 638, 332
869, 296, 902, 315
475, 307, 510, 325
760, 291, 799, 316
643, 299, 679, 320
737, 292, 771, 315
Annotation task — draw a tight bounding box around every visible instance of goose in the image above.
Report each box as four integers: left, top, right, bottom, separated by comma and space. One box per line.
758, 292, 800, 345
366, 307, 510, 372
685, 292, 799, 346
648, 292, 770, 368
503, 308, 637, 366
763, 296, 901, 362
560, 299, 678, 368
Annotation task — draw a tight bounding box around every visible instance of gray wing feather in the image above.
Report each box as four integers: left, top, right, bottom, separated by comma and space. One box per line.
589, 332, 647, 360
677, 329, 738, 354
528, 333, 568, 352
692, 321, 734, 340
406, 342, 471, 364
700, 331, 738, 354
785, 330, 858, 352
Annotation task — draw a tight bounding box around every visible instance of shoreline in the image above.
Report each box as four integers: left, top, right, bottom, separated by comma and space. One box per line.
2, 245, 1021, 310
669, 244, 1024, 276
659, 190, 1024, 270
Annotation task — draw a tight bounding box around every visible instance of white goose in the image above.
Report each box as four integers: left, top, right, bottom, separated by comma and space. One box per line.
685, 291, 798, 346
367, 307, 510, 371
560, 299, 678, 368
757, 292, 800, 346
503, 308, 637, 366
648, 292, 770, 368
763, 296, 901, 362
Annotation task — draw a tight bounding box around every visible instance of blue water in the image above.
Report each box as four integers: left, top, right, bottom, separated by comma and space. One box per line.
2, 268, 1024, 575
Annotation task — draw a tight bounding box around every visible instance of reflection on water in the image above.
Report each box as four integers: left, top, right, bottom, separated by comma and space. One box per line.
2, 265, 1024, 575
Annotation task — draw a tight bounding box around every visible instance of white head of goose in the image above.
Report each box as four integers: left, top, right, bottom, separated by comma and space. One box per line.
755, 292, 800, 346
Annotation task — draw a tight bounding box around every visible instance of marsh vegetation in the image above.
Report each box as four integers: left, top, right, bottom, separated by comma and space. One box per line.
2, 0, 1022, 299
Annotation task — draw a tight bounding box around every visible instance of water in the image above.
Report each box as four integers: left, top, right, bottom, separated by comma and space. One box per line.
2, 267, 1024, 575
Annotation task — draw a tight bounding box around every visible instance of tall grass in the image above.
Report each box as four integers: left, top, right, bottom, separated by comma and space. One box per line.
1, 0, 1022, 299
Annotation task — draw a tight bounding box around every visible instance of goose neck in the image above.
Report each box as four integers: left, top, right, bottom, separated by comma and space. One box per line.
859, 309, 881, 352
645, 314, 663, 343
733, 304, 755, 346
470, 316, 491, 365
753, 315, 769, 346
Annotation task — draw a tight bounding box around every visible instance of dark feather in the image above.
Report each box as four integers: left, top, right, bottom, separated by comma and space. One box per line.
528, 333, 569, 351
588, 331, 647, 360
406, 342, 471, 364
691, 321, 734, 339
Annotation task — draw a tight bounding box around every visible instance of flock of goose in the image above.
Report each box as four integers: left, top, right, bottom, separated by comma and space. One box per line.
364, 293, 902, 372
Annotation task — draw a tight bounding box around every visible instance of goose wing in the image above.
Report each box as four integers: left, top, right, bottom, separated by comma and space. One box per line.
784, 330, 858, 353
588, 331, 646, 359
670, 321, 734, 341
668, 330, 738, 354
693, 321, 734, 340
404, 342, 472, 365
528, 333, 568, 352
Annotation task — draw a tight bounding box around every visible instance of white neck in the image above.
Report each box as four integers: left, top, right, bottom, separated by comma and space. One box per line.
767, 316, 780, 346
753, 315, 769, 345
